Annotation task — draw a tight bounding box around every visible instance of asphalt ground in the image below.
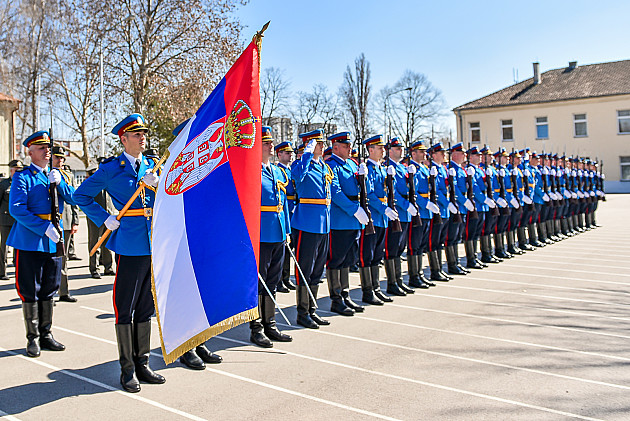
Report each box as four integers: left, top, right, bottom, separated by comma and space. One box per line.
0, 195, 628, 420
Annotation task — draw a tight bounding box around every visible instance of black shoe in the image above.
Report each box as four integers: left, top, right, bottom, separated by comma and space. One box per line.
135, 363, 166, 384
475, 258, 488, 268
180, 349, 205, 370
0, 275, 9, 280
196, 344, 222, 364
91, 272, 101, 279
409, 278, 430, 289
68, 255, 82, 261
466, 260, 484, 269
264, 326, 293, 342
362, 291, 384, 305
276, 283, 290, 293
297, 314, 319, 329
349, 264, 359, 273
448, 265, 468, 275
250, 330, 273, 348
284, 281, 296, 291
374, 290, 393, 302
520, 244, 536, 251
103, 270, 116, 276
331, 300, 354, 316
58, 295, 77, 303
399, 283, 415, 294
386, 284, 406, 297
40, 335, 66, 351
26, 339, 40, 358
431, 271, 449, 282
480, 255, 495, 264
310, 312, 330, 326
121, 371, 141, 393
342, 296, 365, 312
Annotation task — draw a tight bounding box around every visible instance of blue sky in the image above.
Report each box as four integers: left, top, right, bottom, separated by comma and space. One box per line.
236, 0, 630, 132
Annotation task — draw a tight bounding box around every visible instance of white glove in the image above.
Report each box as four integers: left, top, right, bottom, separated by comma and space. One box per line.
407, 203, 418, 216
430, 166, 438, 177
550, 192, 558, 200
464, 199, 474, 212
542, 193, 550, 202
550, 169, 556, 176
384, 206, 398, 221
510, 197, 520, 208
448, 167, 456, 177
104, 215, 120, 231
142, 171, 159, 188
407, 164, 416, 175
466, 167, 475, 176
353, 207, 369, 225
524, 169, 531, 177
486, 168, 493, 176
589, 191, 595, 197
601, 174, 606, 180
596, 190, 604, 197
484, 197, 496, 208
448, 202, 458, 214
557, 169, 563, 176
577, 191, 584, 199
511, 169, 518, 176
589, 173, 594, 178
563, 190, 571, 199
387, 165, 395, 176
571, 192, 577, 199
496, 197, 508, 208
426, 201, 440, 214
358, 163, 367, 176
48, 169, 62, 184
304, 139, 317, 154
522, 195, 533, 205
543, 167, 549, 175
45, 223, 61, 243
499, 169, 506, 177
571, 170, 577, 177
577, 170, 583, 176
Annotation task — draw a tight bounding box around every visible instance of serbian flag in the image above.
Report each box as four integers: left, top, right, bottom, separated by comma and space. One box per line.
151, 37, 263, 364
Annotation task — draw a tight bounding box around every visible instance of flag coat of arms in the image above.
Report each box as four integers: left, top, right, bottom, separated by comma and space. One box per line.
151, 34, 264, 364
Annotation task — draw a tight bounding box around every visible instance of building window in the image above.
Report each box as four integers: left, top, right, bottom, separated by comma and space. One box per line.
618, 110, 630, 134
535, 116, 548, 139
621, 156, 630, 181
574, 114, 588, 137
469, 122, 480, 143
501, 119, 513, 142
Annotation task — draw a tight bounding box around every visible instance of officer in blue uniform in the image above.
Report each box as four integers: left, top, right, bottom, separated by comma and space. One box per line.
249, 126, 293, 347
516, 149, 536, 251
444, 143, 472, 273
274, 141, 296, 293
74, 114, 164, 393
427, 143, 454, 281
407, 141, 436, 288
326, 131, 368, 315
506, 150, 525, 255
291, 129, 333, 329
359, 135, 399, 305
492, 148, 516, 258
383, 138, 416, 296
478, 147, 502, 263
528, 152, 548, 247
9, 131, 75, 358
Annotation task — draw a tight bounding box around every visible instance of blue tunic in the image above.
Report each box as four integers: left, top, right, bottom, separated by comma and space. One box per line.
261, 164, 291, 243
384, 158, 412, 223
408, 160, 431, 219
328, 154, 362, 230
290, 152, 332, 234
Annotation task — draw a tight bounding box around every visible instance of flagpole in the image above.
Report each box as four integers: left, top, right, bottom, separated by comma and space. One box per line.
285, 244, 318, 308
257, 273, 291, 325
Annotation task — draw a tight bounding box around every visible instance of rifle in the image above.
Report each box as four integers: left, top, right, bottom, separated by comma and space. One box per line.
521, 152, 534, 212
446, 143, 462, 223
483, 146, 499, 216
385, 140, 402, 233
547, 154, 558, 207
427, 146, 443, 224
554, 154, 565, 206
464, 148, 478, 220
541, 150, 553, 207
496, 153, 510, 216
48, 127, 64, 257
406, 145, 421, 227
356, 138, 375, 235
510, 148, 522, 214
600, 159, 606, 202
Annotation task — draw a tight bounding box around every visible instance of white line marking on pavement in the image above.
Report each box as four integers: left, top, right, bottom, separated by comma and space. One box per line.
0, 409, 21, 421
215, 336, 605, 421
503, 259, 630, 274
475, 268, 630, 287
56, 318, 401, 421
535, 254, 630, 264
0, 345, 206, 421
280, 318, 630, 391
386, 301, 630, 341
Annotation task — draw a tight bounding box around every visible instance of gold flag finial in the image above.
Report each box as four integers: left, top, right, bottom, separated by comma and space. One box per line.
253, 21, 270, 52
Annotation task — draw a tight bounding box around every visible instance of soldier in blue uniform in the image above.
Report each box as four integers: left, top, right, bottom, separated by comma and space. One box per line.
528, 152, 548, 247
9, 131, 75, 357
291, 129, 333, 329
479, 147, 503, 263
0, 159, 23, 280
249, 126, 293, 347
515, 149, 536, 251
407, 141, 436, 288
445, 143, 472, 273
74, 114, 164, 393
383, 137, 417, 296
493, 148, 517, 258
359, 135, 399, 305
274, 141, 296, 293
326, 131, 368, 315
506, 151, 525, 255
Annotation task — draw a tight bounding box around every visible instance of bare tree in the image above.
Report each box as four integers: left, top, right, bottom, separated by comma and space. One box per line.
339, 53, 371, 141
383, 70, 446, 147
291, 84, 340, 135
260, 67, 290, 123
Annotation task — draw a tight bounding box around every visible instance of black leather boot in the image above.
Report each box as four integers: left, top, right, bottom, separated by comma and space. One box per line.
408, 253, 429, 289
180, 348, 205, 370
494, 233, 510, 258
447, 245, 468, 273
394, 257, 414, 293
452, 245, 470, 274
429, 250, 448, 281
360, 266, 383, 305
196, 344, 222, 364
327, 269, 354, 316
297, 284, 319, 328
133, 321, 166, 384
473, 240, 488, 267
309, 284, 330, 325
38, 300, 65, 351
115, 324, 140, 393
372, 265, 393, 302
438, 249, 456, 278
250, 296, 273, 348
529, 223, 545, 247
263, 295, 293, 341
518, 227, 536, 251
340, 267, 364, 312
465, 241, 483, 269
22, 302, 40, 357
506, 230, 523, 255
416, 254, 435, 286
385, 259, 406, 296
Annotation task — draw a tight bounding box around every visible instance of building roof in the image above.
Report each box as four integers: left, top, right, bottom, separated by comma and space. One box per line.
453, 59, 630, 112
0, 92, 20, 103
